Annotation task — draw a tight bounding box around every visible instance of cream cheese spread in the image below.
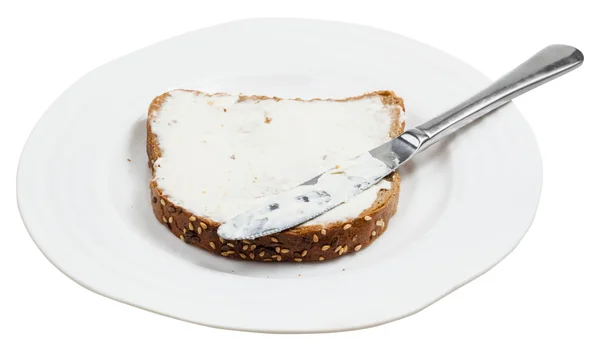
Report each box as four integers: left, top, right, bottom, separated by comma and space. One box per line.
150, 90, 404, 227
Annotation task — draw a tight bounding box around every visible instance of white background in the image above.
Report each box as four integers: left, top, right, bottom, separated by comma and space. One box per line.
1, 0, 598, 349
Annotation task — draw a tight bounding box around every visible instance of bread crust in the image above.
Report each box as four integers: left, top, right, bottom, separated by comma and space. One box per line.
147, 90, 405, 262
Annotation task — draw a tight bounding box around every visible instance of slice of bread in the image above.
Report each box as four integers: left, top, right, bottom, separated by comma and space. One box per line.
147, 90, 405, 262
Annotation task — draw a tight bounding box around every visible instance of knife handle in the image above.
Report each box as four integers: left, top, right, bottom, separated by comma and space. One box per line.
409, 44, 583, 150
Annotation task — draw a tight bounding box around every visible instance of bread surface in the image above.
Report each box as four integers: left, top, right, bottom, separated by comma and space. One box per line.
147, 90, 405, 262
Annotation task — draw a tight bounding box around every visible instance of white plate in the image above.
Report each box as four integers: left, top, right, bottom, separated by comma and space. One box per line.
17, 18, 542, 333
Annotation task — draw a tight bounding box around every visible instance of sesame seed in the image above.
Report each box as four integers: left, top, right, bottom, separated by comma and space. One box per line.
242, 240, 252, 244
321, 245, 331, 251
188, 223, 194, 230
275, 247, 281, 253
355, 245, 362, 251
343, 224, 352, 230
376, 219, 385, 227
227, 250, 235, 255
249, 253, 255, 259
372, 231, 377, 236
259, 251, 265, 257
319, 256, 325, 261
182, 228, 187, 234
263, 259, 272, 262
273, 255, 282, 261
240, 253, 247, 259
160, 199, 166, 206
220, 252, 229, 256
200, 222, 208, 230
338, 249, 344, 256
189, 216, 197, 221
343, 245, 348, 253
210, 242, 216, 250
250, 244, 257, 250
335, 246, 342, 253
294, 258, 303, 262
168, 217, 173, 223
352, 235, 358, 241
281, 248, 290, 253
301, 250, 308, 257
313, 234, 319, 242
179, 235, 184, 241
242, 245, 249, 251
227, 243, 235, 248
162, 216, 167, 223
321, 229, 327, 236
219, 237, 225, 244
270, 237, 279, 243
197, 227, 202, 234
364, 216, 372, 221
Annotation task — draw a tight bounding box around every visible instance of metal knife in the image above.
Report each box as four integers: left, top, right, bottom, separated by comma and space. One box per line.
217, 44, 583, 240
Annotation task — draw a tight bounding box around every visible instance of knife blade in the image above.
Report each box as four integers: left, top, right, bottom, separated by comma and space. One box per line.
217, 44, 583, 240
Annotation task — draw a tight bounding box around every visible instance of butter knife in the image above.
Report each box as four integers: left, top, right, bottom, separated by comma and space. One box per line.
218, 44, 583, 240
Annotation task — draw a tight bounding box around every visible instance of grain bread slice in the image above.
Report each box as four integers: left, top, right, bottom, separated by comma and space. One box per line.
147, 90, 405, 262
